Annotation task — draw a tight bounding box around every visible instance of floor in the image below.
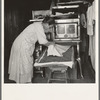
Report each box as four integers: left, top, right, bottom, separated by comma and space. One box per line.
4, 56, 95, 83
32, 60, 95, 83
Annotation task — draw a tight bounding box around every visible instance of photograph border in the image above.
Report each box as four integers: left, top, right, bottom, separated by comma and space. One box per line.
0, 0, 1, 99
1, 0, 99, 100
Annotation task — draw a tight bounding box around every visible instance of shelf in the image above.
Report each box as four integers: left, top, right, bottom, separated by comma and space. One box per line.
29, 19, 43, 22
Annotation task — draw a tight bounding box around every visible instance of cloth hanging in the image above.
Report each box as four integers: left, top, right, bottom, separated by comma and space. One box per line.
89, 36, 95, 69
87, 1, 95, 36
87, 0, 95, 70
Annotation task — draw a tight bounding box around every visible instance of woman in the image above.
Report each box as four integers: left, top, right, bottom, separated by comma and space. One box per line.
8, 16, 55, 83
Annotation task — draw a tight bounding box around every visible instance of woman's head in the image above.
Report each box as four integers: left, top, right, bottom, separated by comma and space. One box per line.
42, 16, 55, 25
42, 16, 54, 33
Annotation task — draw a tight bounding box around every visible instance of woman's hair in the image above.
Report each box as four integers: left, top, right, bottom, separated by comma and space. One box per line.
42, 16, 55, 25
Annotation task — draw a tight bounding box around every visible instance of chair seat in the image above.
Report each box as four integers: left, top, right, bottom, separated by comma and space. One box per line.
49, 66, 68, 72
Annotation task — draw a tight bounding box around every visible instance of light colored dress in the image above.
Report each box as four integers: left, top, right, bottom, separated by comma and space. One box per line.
8, 22, 48, 83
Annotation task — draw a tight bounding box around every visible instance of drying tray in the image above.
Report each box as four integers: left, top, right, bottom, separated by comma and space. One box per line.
34, 47, 74, 68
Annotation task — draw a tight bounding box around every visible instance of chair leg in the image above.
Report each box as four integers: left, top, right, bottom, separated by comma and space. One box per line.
42, 68, 45, 78
71, 62, 78, 79
47, 70, 52, 83
77, 58, 84, 79
64, 71, 67, 83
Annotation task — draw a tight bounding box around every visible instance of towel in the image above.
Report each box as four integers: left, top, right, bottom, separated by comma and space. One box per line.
80, 13, 87, 28
47, 44, 71, 57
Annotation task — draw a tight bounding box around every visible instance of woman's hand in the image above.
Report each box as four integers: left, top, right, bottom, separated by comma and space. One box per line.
44, 41, 55, 47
